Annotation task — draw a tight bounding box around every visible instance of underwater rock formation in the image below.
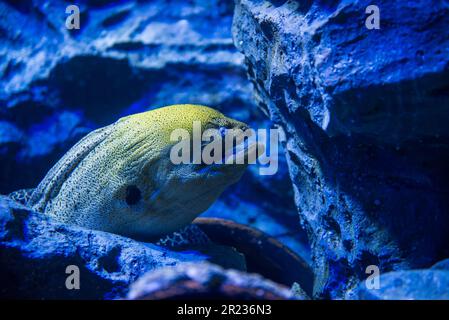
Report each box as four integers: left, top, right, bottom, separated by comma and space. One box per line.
0, 195, 245, 299
431, 258, 449, 271
127, 262, 303, 300
356, 268, 449, 300
0, 0, 307, 261
194, 217, 313, 295
233, 0, 449, 298
356, 258, 449, 299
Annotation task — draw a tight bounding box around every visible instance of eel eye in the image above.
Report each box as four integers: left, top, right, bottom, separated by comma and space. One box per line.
125, 185, 141, 205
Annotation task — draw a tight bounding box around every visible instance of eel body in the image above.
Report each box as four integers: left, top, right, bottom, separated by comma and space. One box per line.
22, 104, 258, 240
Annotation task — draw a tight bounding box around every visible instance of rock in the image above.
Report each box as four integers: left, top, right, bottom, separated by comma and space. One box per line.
431, 258, 449, 271
357, 269, 449, 300
0, 195, 242, 299
127, 262, 303, 300
233, 0, 449, 298
291, 282, 311, 300
194, 217, 313, 296
0, 0, 308, 263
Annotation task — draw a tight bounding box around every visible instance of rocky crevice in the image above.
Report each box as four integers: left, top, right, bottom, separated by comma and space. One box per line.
233, 0, 449, 298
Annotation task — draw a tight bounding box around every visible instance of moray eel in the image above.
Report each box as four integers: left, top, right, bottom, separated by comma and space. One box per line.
23, 104, 260, 240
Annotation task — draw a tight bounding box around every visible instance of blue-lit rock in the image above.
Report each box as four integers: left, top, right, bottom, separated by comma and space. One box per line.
0, 195, 231, 299
431, 258, 449, 271
357, 269, 449, 300
127, 262, 302, 300
233, 0, 449, 298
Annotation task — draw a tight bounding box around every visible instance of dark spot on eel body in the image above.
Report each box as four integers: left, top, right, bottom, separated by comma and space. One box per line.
125, 185, 141, 205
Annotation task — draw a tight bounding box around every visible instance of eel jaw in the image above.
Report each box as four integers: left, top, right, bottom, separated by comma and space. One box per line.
197, 129, 265, 169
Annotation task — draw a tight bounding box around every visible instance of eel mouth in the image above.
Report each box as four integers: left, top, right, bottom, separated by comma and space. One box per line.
223, 135, 263, 165
197, 130, 265, 171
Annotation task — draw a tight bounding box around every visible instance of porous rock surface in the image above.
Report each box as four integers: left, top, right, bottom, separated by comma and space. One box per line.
356, 268, 449, 300
233, 0, 449, 298
0, 195, 223, 299
127, 262, 304, 300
